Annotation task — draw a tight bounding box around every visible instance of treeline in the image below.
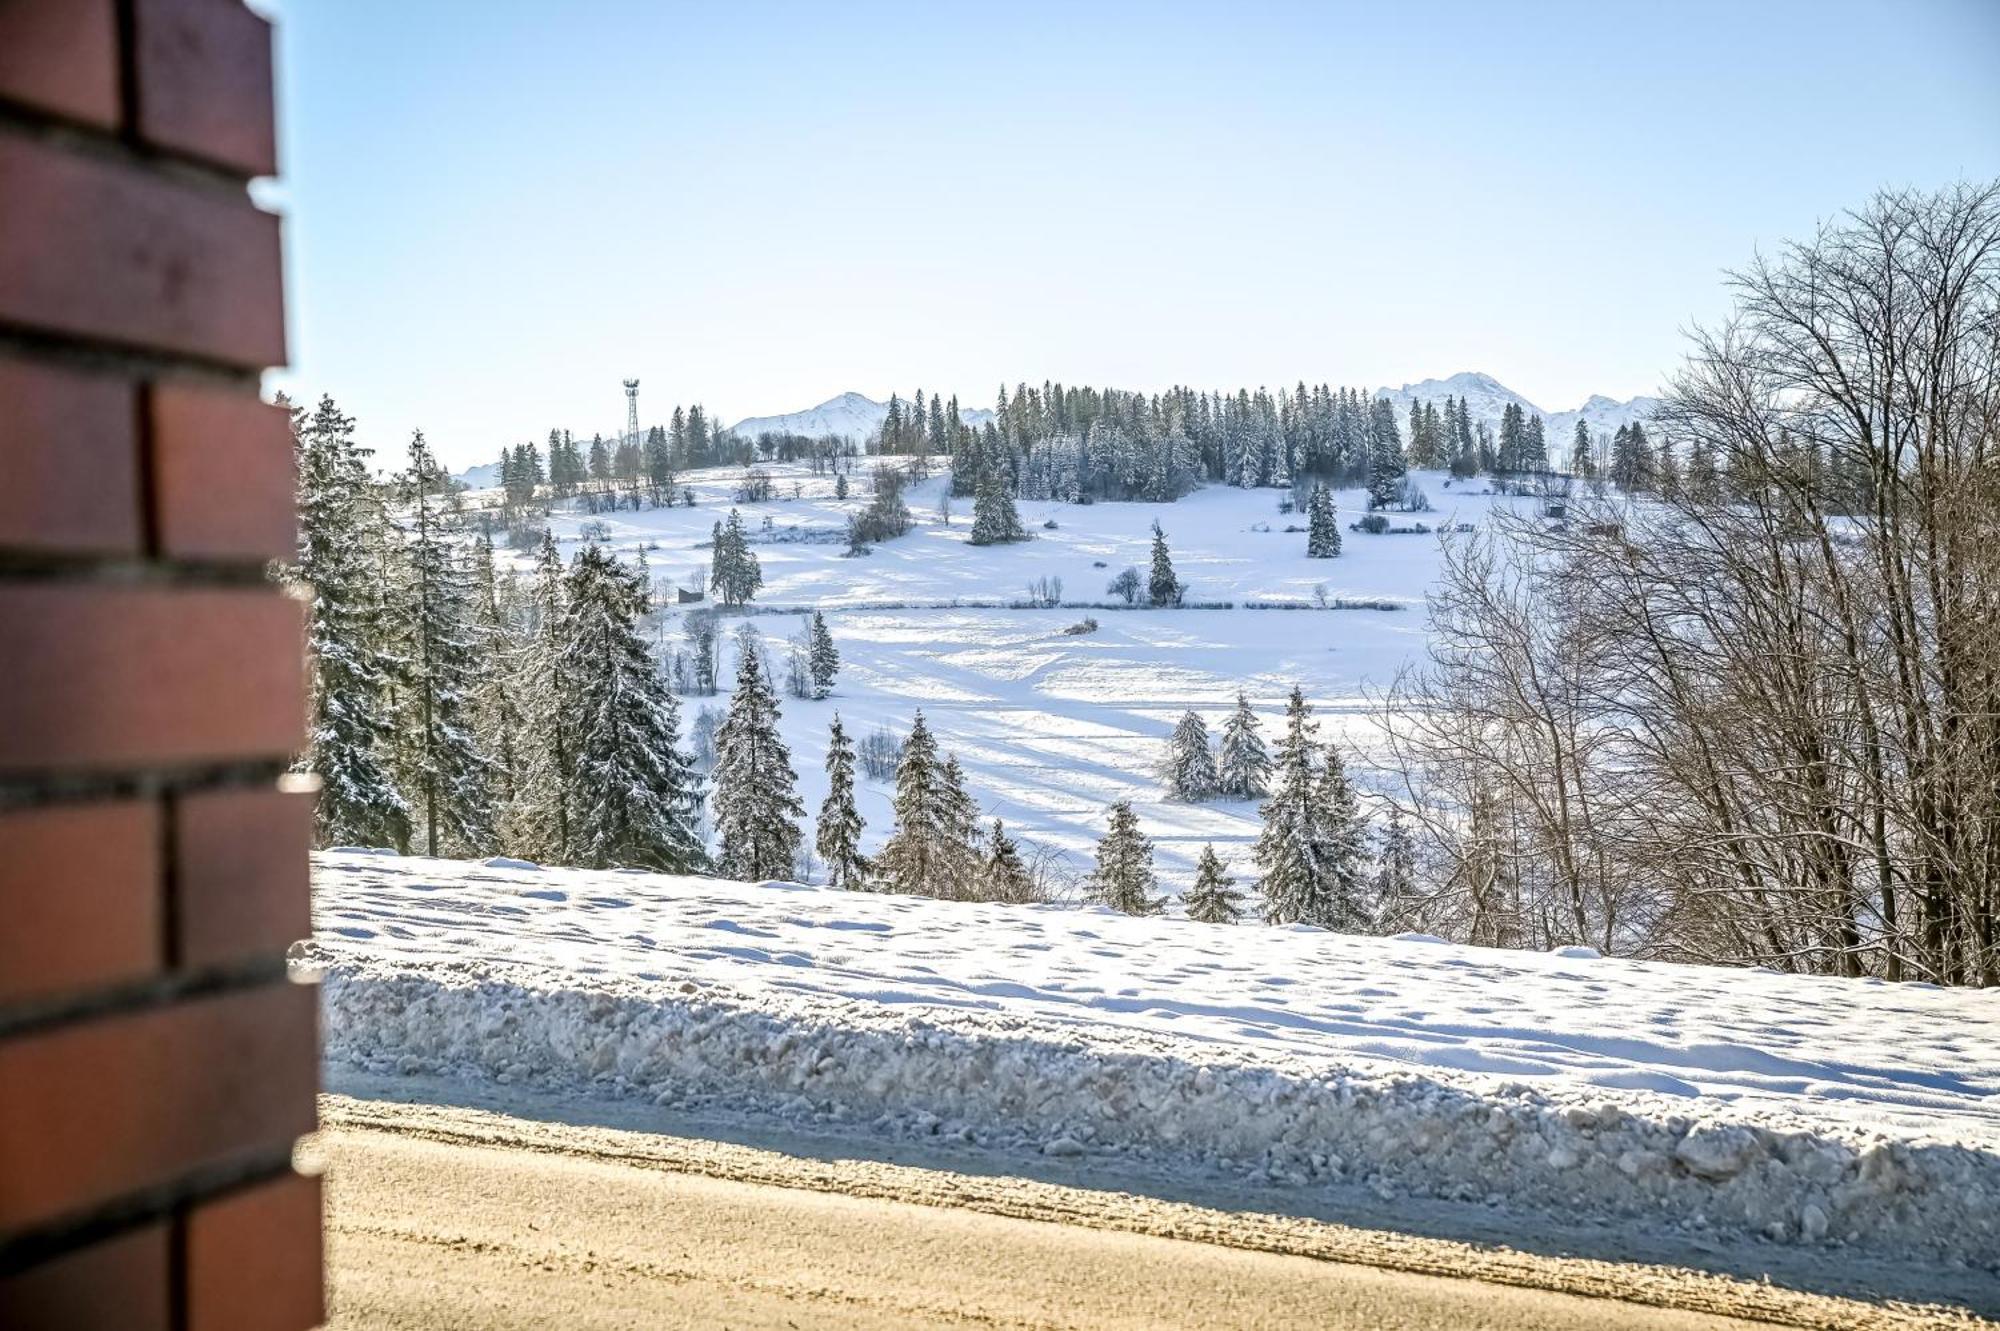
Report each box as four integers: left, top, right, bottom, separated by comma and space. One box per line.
1374, 184, 2000, 986
291, 395, 707, 869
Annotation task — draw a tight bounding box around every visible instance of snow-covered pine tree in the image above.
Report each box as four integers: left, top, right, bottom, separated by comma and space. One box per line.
1087, 799, 1162, 915
292, 395, 411, 850
1218, 691, 1272, 799
1312, 746, 1374, 931
1371, 806, 1419, 932
1162, 709, 1220, 800
873, 710, 946, 896
1184, 843, 1245, 924
395, 431, 495, 857
1254, 686, 1364, 931
1609, 422, 1654, 492
1497, 403, 1525, 473
817, 714, 867, 890
682, 610, 719, 695
1523, 414, 1548, 471
1686, 435, 1721, 504
470, 533, 524, 843
1147, 521, 1180, 607
1570, 420, 1595, 478
1366, 396, 1406, 509
713, 627, 804, 880
937, 754, 984, 897
561, 545, 706, 871
807, 609, 839, 699
967, 460, 1028, 545
709, 508, 762, 606
1306, 482, 1341, 557
984, 818, 1037, 903
514, 533, 575, 861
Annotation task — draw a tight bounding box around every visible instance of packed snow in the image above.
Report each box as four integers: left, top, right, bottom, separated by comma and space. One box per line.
499, 462, 1495, 892
304, 851, 2000, 1269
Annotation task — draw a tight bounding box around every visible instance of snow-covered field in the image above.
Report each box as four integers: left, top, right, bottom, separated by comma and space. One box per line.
499, 462, 1492, 890
305, 851, 2000, 1269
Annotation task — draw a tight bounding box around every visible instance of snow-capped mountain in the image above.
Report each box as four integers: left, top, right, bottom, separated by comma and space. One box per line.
456, 460, 504, 490
1373, 371, 1659, 443
724, 391, 994, 441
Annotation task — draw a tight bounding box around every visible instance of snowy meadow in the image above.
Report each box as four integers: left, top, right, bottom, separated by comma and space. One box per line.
494, 460, 1488, 895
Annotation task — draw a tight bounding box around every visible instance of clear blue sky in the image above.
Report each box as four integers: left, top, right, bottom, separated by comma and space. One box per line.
262, 0, 2000, 469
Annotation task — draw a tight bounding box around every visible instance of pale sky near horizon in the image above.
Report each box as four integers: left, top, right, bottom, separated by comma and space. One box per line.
263, 0, 2000, 469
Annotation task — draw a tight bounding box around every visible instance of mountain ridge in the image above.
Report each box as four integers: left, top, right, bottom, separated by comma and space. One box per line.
1372, 371, 1660, 444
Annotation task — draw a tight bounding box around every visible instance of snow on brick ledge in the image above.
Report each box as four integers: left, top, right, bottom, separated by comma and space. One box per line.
301, 852, 2000, 1270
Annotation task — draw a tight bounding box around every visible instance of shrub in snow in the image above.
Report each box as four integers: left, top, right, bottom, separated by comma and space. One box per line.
1062, 617, 1099, 636
857, 726, 905, 782
1355, 514, 1389, 534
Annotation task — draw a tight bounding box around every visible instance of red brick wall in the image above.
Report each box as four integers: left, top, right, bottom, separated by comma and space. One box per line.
0, 3, 322, 1326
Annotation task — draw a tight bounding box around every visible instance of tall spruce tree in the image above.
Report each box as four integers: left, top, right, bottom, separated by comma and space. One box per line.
1218, 691, 1272, 799
1254, 686, 1369, 930
561, 545, 706, 871
807, 609, 839, 698
936, 754, 984, 896
1609, 422, 1655, 492
1371, 807, 1419, 931
817, 714, 867, 890
967, 461, 1027, 545
873, 710, 948, 896
1147, 521, 1180, 607
470, 533, 524, 844
983, 818, 1037, 903
292, 395, 411, 850
713, 628, 804, 880
1569, 420, 1595, 477
1367, 397, 1406, 508
1088, 799, 1163, 915
396, 431, 494, 857
515, 533, 575, 861
1306, 482, 1341, 557
1185, 844, 1245, 924
1163, 710, 1220, 800
709, 508, 762, 606
1313, 746, 1374, 930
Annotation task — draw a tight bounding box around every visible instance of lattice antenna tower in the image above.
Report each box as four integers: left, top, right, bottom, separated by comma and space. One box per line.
623, 378, 640, 447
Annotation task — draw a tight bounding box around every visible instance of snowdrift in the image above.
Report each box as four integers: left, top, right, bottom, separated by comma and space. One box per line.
304, 852, 2000, 1269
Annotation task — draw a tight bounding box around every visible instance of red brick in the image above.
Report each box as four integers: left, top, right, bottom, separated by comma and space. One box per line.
175, 786, 312, 967
0, 584, 304, 775
151, 382, 298, 562
0, 357, 144, 556
134, 0, 279, 179
0, 134, 286, 369
0, 982, 318, 1235
0, 1223, 171, 1331
0, 801, 162, 1007
0, 0, 121, 132
185, 1172, 323, 1331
